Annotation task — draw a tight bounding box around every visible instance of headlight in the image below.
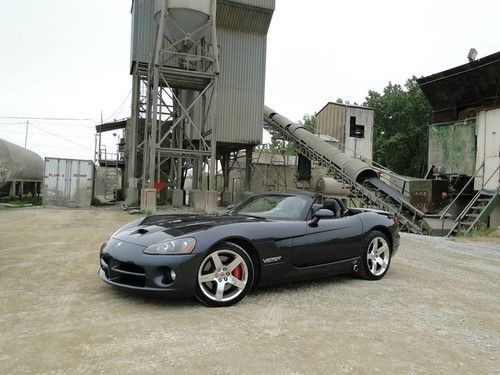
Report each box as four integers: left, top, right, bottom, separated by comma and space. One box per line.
143, 238, 196, 255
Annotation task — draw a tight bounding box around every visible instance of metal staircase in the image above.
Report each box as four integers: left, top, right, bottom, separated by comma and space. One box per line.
263, 113, 425, 234
445, 165, 500, 236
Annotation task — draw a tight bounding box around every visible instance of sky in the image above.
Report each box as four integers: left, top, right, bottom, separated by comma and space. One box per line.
1, 0, 499, 160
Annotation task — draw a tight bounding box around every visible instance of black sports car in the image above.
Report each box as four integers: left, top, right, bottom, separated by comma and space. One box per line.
99, 193, 400, 307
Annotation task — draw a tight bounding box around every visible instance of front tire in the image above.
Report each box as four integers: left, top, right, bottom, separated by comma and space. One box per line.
195, 242, 254, 307
358, 231, 391, 280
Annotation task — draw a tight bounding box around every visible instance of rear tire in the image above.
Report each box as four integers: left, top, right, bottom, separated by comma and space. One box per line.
358, 231, 391, 280
195, 242, 254, 307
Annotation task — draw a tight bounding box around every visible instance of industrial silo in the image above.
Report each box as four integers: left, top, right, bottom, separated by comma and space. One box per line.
126, 0, 275, 210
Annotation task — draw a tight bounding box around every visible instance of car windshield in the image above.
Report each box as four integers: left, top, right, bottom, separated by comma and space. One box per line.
232, 195, 309, 220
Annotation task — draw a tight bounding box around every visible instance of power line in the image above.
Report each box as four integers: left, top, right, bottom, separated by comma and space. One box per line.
0, 116, 91, 121
104, 89, 132, 122
29, 123, 93, 151
0, 120, 94, 130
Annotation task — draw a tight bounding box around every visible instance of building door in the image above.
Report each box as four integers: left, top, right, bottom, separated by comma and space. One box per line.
475, 109, 500, 191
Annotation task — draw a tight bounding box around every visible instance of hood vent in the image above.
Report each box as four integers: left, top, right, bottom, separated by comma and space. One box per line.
132, 228, 149, 235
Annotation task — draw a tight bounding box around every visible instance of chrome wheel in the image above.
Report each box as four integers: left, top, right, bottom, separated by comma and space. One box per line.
198, 249, 249, 303
366, 237, 390, 276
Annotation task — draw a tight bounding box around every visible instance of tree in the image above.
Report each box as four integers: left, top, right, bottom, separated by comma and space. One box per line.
364, 77, 431, 177
300, 113, 316, 134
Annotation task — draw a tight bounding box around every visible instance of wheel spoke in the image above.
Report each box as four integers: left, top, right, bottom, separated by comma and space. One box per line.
215, 281, 225, 301
199, 273, 216, 283
228, 276, 246, 289
370, 260, 377, 274
211, 253, 223, 269
369, 241, 376, 254
375, 256, 385, 267
377, 243, 389, 256
226, 255, 243, 272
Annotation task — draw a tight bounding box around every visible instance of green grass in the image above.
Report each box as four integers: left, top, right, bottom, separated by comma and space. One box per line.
6, 196, 42, 206
460, 221, 495, 238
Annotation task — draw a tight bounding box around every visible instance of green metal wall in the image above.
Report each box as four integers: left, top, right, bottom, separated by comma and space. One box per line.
428, 118, 477, 176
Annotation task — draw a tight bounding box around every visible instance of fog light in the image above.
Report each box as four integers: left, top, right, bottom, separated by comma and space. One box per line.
170, 269, 176, 281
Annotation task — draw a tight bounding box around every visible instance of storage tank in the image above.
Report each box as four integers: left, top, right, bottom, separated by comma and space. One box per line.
155, 0, 211, 43
316, 177, 349, 195
0, 138, 43, 188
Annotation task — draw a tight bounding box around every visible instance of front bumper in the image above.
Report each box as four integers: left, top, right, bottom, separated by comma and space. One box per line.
99, 239, 203, 298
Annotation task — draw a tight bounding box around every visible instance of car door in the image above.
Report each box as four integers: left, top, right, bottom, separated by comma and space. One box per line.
291, 215, 363, 267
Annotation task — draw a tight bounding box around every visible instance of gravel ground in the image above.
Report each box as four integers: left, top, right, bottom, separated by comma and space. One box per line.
0, 207, 499, 374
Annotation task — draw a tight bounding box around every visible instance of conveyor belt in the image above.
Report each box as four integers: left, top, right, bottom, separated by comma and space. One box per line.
365, 177, 409, 205
263, 105, 425, 233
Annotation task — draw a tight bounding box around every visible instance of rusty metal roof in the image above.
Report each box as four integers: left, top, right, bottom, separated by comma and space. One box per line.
417, 51, 500, 123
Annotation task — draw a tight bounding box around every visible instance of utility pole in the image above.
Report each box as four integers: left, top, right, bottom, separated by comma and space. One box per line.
24, 120, 29, 148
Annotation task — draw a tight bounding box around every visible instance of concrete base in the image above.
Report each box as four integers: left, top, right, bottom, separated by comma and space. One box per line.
221, 190, 233, 205
165, 189, 173, 204
422, 217, 455, 236
205, 191, 218, 214
191, 190, 205, 211
242, 191, 254, 203
490, 205, 500, 229
141, 188, 157, 214
172, 189, 184, 208
125, 188, 139, 206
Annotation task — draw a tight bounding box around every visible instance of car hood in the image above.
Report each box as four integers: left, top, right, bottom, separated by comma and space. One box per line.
112, 214, 266, 247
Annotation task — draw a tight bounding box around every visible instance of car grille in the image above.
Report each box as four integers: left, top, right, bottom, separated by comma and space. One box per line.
101, 255, 146, 288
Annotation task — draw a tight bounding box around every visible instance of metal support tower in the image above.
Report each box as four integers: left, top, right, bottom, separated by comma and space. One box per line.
127, 0, 220, 210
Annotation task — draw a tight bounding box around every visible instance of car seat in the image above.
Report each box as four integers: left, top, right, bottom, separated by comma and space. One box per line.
322, 199, 341, 218
333, 198, 347, 216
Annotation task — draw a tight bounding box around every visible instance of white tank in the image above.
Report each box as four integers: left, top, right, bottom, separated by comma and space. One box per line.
155, 0, 211, 43
0, 138, 44, 188
316, 177, 349, 196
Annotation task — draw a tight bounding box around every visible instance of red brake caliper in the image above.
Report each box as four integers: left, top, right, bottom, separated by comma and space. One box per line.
232, 264, 242, 279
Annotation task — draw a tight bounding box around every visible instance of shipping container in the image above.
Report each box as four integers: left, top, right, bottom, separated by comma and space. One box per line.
42, 158, 94, 208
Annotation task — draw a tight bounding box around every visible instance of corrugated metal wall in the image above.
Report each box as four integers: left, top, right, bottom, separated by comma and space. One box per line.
215, 28, 266, 144
130, 0, 156, 70
228, 0, 275, 9
344, 106, 374, 161
428, 119, 477, 176
217, 0, 274, 34
316, 103, 374, 161
316, 103, 346, 143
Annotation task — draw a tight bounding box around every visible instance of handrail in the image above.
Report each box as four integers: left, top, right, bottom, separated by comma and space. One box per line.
439, 161, 484, 220
457, 164, 500, 222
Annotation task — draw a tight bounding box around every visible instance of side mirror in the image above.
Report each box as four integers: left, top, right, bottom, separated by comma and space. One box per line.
309, 209, 334, 226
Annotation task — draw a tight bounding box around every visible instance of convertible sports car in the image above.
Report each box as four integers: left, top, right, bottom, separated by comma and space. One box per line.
99, 193, 400, 307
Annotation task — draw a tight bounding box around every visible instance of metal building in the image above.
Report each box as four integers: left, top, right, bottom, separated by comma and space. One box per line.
124, 0, 274, 211
417, 51, 500, 234
316, 102, 374, 162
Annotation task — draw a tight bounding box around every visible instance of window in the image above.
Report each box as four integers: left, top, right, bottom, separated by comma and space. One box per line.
349, 116, 365, 138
